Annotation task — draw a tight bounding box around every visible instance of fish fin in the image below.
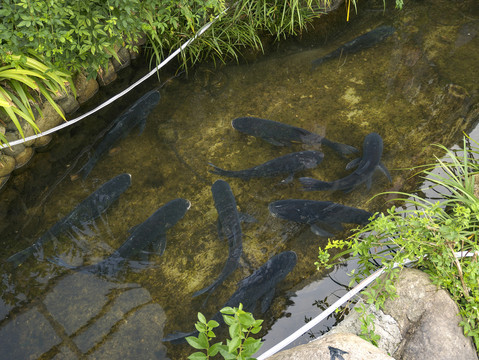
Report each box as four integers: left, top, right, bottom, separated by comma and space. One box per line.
378, 162, 392, 182
260, 288, 276, 313
299, 177, 329, 191
162, 330, 198, 344
366, 175, 373, 190
156, 233, 167, 256
280, 174, 294, 184
137, 117, 147, 135
239, 212, 257, 224
324, 139, 359, 158
48, 256, 78, 269
310, 224, 335, 237
265, 138, 287, 146
345, 157, 361, 170
6, 245, 37, 268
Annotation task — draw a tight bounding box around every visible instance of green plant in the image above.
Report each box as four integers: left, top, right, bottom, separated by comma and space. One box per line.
0, 53, 74, 144
316, 136, 479, 350
186, 304, 264, 360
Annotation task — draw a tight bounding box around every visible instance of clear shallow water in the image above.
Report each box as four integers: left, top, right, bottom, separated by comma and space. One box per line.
1, 0, 479, 358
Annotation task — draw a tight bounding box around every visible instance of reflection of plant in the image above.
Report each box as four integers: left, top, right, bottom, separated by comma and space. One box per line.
0, 54, 73, 144
186, 304, 263, 360
316, 136, 479, 350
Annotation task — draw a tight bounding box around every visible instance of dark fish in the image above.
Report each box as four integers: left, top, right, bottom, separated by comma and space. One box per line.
329, 346, 348, 360
209, 151, 324, 182
300, 132, 391, 193
79, 89, 161, 178
312, 25, 396, 69
6, 173, 132, 267
193, 180, 242, 298
50, 198, 191, 276
164, 251, 297, 343
232, 117, 358, 157
269, 199, 372, 237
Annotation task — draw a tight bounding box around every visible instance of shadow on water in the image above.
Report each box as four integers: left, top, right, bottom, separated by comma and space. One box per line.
1, 0, 479, 358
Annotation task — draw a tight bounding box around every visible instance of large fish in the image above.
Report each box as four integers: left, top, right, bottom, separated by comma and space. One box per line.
232, 117, 358, 157
79, 89, 161, 179
50, 198, 191, 276
269, 199, 372, 237
164, 251, 297, 343
312, 25, 396, 70
192, 180, 242, 298
300, 132, 391, 193
209, 150, 324, 182
6, 173, 132, 267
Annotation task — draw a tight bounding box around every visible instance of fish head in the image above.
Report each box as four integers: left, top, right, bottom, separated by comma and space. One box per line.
268, 251, 297, 282
363, 132, 383, 152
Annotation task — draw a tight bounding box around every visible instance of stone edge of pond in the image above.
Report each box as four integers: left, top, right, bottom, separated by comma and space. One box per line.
265, 267, 478, 360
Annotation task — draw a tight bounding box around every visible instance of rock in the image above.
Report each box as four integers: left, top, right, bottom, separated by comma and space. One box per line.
74, 72, 99, 104
112, 46, 131, 71
267, 332, 394, 360
97, 60, 117, 86
2, 132, 25, 157
0, 154, 15, 177
33, 134, 52, 149
14, 146, 34, 169
329, 301, 402, 355
384, 268, 478, 360
57, 94, 80, 114
326, 268, 477, 360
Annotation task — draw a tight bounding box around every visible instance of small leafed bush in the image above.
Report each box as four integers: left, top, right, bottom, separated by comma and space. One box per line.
187, 304, 263, 360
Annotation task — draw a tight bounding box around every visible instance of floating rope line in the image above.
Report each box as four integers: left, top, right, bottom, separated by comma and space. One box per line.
256, 250, 478, 359
0, 9, 227, 150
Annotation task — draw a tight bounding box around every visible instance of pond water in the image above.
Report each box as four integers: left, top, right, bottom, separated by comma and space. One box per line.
1, 0, 479, 358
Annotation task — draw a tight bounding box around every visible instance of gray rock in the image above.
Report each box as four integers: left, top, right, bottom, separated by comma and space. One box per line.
385, 268, 478, 360
2, 132, 25, 157
329, 301, 402, 355
267, 332, 394, 360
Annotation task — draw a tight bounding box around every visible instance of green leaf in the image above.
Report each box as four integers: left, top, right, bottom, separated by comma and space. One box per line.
185, 333, 208, 350
187, 352, 208, 360
197, 312, 207, 325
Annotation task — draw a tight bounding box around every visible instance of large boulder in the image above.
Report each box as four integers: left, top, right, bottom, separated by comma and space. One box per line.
330, 268, 477, 360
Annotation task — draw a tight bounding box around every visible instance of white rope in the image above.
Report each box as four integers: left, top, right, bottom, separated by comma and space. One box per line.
0, 9, 227, 150
256, 250, 478, 359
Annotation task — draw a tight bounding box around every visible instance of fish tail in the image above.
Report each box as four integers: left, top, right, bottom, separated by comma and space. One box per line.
208, 163, 233, 177
6, 246, 35, 268
299, 177, 330, 191
192, 281, 217, 298
48, 256, 78, 269
311, 57, 325, 71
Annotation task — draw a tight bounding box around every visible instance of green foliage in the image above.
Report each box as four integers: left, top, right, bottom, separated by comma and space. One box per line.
0, 53, 73, 143
186, 304, 263, 360
316, 136, 479, 349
